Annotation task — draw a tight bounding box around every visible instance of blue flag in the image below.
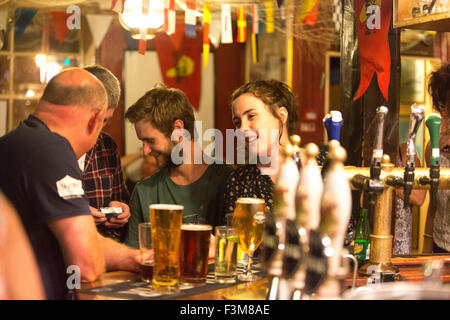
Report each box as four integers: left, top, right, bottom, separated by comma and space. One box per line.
15, 8, 38, 39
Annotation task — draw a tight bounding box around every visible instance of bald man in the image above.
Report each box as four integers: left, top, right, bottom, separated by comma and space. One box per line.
0, 68, 140, 299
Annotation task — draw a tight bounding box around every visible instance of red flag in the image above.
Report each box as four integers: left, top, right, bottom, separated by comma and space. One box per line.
154, 24, 202, 110
51, 12, 70, 44
110, 0, 125, 13
354, 0, 392, 101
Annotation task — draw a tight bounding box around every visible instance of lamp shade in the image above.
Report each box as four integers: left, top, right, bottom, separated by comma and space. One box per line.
119, 0, 165, 39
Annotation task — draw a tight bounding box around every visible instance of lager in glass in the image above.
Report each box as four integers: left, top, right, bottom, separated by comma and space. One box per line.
150, 204, 183, 293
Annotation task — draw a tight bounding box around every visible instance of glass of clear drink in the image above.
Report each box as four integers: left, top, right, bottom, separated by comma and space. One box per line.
214, 226, 238, 283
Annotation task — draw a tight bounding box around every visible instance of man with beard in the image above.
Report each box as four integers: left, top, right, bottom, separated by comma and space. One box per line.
124, 84, 233, 249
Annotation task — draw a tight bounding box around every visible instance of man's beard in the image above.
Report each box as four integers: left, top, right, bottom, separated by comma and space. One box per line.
155, 143, 181, 170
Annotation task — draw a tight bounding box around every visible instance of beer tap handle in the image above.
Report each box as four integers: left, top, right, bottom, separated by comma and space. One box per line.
323, 111, 343, 142
370, 106, 388, 179
404, 104, 425, 207
367, 106, 388, 220
425, 113, 442, 204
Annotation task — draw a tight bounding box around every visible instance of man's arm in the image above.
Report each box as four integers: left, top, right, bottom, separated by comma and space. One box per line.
48, 215, 105, 283
99, 236, 140, 273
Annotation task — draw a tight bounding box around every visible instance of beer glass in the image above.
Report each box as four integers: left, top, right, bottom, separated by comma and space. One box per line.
179, 224, 212, 284
232, 198, 266, 281
214, 226, 238, 283
150, 204, 183, 293
138, 222, 153, 283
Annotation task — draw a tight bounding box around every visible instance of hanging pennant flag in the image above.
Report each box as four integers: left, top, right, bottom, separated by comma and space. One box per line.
251, 5, 259, 64
203, 2, 211, 67
221, 4, 232, 43
237, 6, 247, 43
209, 11, 221, 48
300, 0, 319, 26
86, 14, 113, 48
138, 0, 149, 55
14, 8, 38, 40
155, 23, 202, 110
265, 1, 274, 33
185, 0, 197, 38
110, 0, 125, 13
258, 3, 265, 35
252, 5, 259, 35
354, 0, 392, 101
51, 12, 71, 44
164, 0, 176, 34
332, 0, 342, 32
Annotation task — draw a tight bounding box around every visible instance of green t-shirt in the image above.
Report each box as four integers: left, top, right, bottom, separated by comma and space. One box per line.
125, 163, 233, 248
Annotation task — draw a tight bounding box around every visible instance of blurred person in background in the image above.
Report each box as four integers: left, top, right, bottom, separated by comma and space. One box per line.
0, 192, 45, 299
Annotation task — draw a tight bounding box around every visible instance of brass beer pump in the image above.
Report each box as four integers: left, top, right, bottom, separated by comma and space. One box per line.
345, 162, 450, 277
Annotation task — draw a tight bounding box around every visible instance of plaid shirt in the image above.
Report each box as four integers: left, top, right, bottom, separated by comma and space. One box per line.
82, 132, 130, 241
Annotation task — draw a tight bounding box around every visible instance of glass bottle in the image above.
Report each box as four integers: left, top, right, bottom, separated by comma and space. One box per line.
353, 209, 370, 266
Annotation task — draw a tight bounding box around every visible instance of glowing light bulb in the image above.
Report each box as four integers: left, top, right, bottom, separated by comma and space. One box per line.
119, 0, 165, 39
25, 89, 35, 98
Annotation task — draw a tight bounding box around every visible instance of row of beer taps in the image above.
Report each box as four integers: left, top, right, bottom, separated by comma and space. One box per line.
262, 104, 446, 300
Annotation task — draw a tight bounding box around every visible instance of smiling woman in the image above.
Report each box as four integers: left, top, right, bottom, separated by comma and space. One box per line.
221, 79, 300, 219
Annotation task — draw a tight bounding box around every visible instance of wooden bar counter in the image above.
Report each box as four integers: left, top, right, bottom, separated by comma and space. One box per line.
77, 254, 450, 300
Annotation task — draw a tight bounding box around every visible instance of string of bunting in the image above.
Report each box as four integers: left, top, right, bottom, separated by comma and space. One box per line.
107, 0, 338, 46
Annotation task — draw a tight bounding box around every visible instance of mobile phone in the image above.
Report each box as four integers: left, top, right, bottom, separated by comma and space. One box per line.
100, 207, 123, 214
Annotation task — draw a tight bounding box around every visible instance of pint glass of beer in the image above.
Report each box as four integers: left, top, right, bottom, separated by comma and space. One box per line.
138, 222, 153, 283
150, 204, 183, 293
232, 198, 266, 282
180, 224, 212, 283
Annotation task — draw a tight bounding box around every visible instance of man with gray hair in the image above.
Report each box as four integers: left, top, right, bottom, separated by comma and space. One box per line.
80, 65, 131, 242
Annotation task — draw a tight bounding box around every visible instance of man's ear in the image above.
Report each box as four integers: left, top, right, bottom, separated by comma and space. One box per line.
173, 119, 185, 130
87, 109, 103, 135
278, 107, 288, 125
172, 119, 186, 142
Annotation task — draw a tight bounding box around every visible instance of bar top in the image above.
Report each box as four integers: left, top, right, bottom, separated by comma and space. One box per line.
77, 254, 450, 300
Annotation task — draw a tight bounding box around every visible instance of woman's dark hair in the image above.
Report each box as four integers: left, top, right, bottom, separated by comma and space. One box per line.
231, 80, 299, 136
428, 64, 450, 115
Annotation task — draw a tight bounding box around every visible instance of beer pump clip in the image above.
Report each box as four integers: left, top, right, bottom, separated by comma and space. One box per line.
322, 111, 343, 177
403, 104, 425, 207
316, 144, 352, 299
265, 144, 299, 300
425, 113, 442, 204
323, 111, 343, 142
290, 143, 323, 300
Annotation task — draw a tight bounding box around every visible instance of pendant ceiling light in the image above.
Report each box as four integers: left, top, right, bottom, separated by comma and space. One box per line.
118, 0, 165, 39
